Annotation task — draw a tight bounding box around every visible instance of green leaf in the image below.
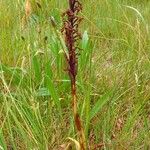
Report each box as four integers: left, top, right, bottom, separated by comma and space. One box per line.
0, 129, 6, 150
32, 56, 41, 83
90, 90, 113, 120
81, 30, 89, 50
36, 87, 50, 97
0, 64, 25, 86
45, 75, 62, 117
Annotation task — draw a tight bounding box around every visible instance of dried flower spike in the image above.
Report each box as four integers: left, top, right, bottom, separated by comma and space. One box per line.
62, 0, 83, 82
21, 0, 32, 28
25, 0, 32, 18
62, 0, 86, 150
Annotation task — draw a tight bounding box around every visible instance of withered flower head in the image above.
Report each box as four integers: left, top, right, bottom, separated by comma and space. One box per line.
62, 0, 82, 80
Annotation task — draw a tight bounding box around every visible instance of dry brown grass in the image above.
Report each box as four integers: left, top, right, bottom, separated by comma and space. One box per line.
21, 0, 32, 28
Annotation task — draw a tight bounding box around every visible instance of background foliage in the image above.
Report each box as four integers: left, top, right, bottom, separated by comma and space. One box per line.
0, 0, 150, 149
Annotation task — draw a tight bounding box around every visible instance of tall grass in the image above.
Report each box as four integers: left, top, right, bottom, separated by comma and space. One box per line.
0, 0, 150, 149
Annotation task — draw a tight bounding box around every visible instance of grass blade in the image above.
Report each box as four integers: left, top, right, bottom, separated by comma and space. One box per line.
90, 90, 113, 120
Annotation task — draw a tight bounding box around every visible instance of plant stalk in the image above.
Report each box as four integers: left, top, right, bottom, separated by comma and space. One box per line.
71, 77, 86, 150
61, 0, 86, 149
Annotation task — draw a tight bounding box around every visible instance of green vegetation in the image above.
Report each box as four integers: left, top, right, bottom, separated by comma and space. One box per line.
0, 0, 150, 149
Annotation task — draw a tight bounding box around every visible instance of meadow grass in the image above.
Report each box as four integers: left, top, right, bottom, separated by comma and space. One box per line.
0, 0, 150, 149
